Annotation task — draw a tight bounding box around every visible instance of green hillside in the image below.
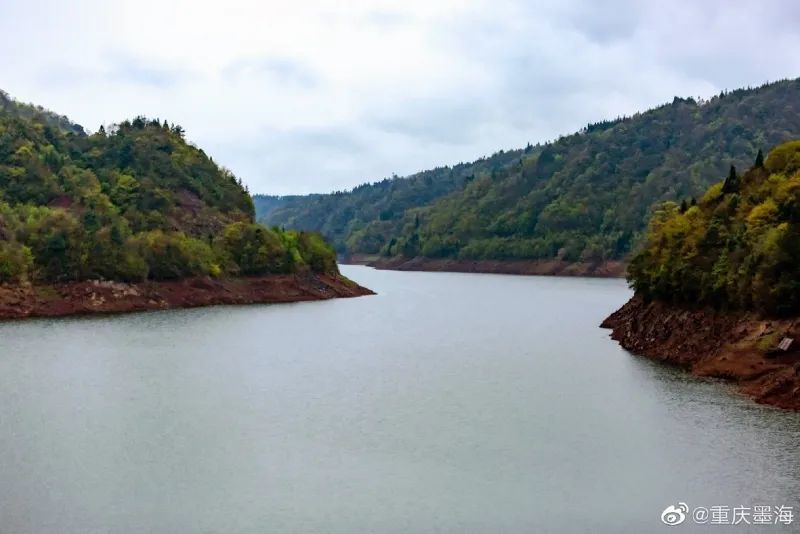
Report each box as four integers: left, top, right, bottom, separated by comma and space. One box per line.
630, 140, 800, 316
0, 91, 337, 283
256, 148, 525, 253
0, 90, 85, 136
259, 78, 800, 263
253, 194, 293, 223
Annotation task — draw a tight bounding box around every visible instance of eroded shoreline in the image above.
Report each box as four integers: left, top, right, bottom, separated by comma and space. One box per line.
0, 273, 374, 320
602, 295, 800, 410
344, 255, 627, 277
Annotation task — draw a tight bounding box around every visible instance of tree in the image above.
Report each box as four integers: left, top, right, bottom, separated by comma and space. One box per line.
722, 165, 738, 193
215, 222, 288, 275
0, 241, 33, 283
755, 149, 765, 168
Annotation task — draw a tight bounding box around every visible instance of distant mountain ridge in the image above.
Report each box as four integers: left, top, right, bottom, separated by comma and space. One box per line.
0, 90, 85, 136
255, 147, 526, 251
253, 194, 299, 222
257, 78, 800, 267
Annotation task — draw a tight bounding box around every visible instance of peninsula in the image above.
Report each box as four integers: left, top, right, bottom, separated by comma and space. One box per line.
603, 141, 800, 410
0, 90, 372, 319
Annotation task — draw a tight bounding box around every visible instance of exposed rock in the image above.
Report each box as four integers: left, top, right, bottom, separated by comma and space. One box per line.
602, 295, 800, 410
0, 274, 373, 321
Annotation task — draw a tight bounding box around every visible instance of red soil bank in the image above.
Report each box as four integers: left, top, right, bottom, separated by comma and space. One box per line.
347, 255, 627, 278
0, 273, 374, 320
602, 295, 800, 411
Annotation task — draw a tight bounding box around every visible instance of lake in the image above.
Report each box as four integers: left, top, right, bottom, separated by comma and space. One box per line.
0, 265, 798, 533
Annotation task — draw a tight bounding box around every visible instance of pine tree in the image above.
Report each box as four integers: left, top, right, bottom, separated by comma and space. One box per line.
110, 225, 124, 246
722, 165, 738, 193
755, 149, 765, 168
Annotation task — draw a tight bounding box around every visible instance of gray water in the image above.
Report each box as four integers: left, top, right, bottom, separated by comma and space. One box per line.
0, 265, 798, 533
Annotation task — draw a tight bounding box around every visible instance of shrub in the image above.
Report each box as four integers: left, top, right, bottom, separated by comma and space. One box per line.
0, 241, 33, 283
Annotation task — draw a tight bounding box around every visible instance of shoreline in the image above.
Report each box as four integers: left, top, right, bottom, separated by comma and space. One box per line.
343, 255, 627, 278
601, 295, 800, 410
0, 273, 374, 321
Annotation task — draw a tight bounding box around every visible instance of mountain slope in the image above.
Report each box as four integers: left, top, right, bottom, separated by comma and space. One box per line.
602, 140, 800, 411
629, 140, 800, 316
0, 91, 342, 284
256, 148, 526, 253
260, 78, 800, 266
0, 90, 85, 135
253, 194, 293, 223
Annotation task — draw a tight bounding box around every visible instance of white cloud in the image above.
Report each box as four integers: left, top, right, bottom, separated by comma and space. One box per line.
2, 0, 799, 194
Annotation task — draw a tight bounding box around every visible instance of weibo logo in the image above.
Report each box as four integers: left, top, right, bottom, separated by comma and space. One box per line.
661, 502, 688, 526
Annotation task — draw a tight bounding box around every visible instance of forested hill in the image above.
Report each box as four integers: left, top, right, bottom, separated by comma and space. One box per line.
630, 140, 800, 316
0, 91, 338, 284
253, 193, 300, 222
255, 147, 526, 252
0, 90, 85, 136
258, 78, 800, 263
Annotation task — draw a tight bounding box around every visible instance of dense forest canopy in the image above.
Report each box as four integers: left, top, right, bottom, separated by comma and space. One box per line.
630, 140, 800, 316
258, 78, 800, 263
255, 148, 525, 255
0, 91, 338, 283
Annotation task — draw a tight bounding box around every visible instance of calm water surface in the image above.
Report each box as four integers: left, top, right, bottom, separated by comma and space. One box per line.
0, 265, 798, 533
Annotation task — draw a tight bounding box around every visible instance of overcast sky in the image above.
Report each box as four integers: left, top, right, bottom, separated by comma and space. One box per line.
2, 0, 800, 195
